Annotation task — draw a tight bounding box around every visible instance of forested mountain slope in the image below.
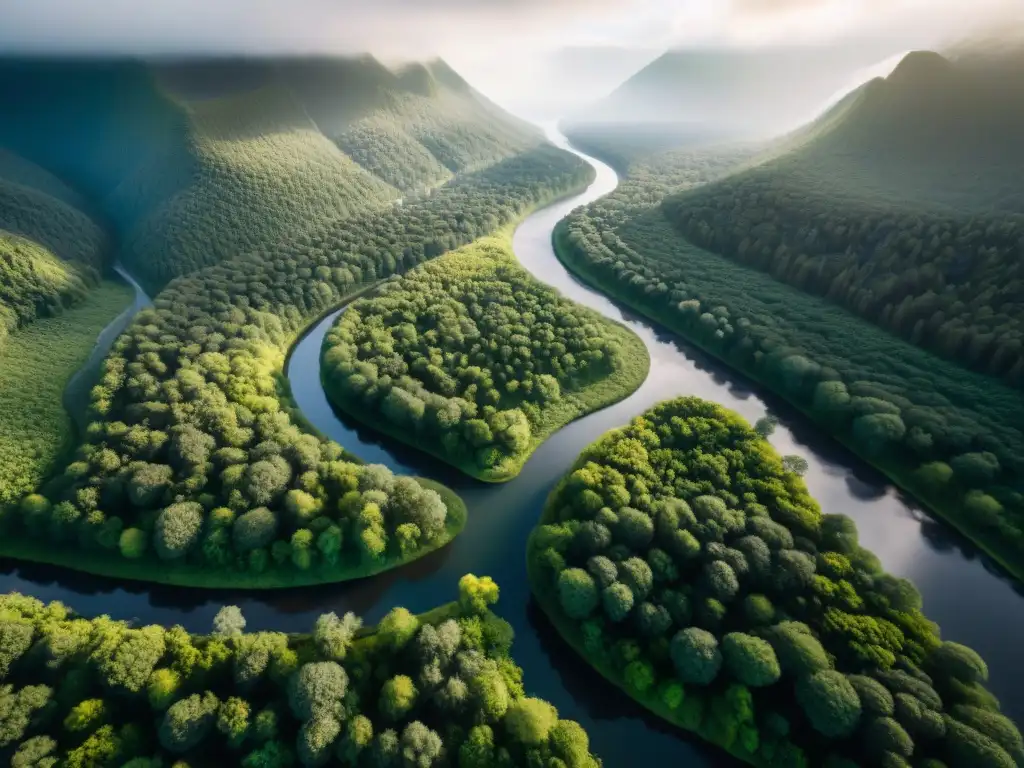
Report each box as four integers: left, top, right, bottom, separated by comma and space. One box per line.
665, 49, 1024, 385
0, 56, 542, 293
0, 150, 108, 345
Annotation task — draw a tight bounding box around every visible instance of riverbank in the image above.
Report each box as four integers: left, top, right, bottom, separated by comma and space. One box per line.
551, 223, 1024, 584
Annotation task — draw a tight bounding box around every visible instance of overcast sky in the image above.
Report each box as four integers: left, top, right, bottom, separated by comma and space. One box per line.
1, 0, 1019, 115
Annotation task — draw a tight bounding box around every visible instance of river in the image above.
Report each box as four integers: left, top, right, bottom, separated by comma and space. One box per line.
1, 129, 1022, 766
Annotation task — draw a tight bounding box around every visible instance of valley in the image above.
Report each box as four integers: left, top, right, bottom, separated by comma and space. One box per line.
0, 25, 1022, 767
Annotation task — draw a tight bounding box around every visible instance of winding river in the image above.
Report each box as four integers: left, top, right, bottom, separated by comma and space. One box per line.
1, 129, 1022, 766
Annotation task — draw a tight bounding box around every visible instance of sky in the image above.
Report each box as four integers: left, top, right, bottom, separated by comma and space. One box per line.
1, 0, 1020, 116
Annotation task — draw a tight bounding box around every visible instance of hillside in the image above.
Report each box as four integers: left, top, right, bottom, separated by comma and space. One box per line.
0, 149, 109, 346
0, 56, 542, 292
0, 54, 593, 585
664, 49, 1024, 384
572, 44, 894, 140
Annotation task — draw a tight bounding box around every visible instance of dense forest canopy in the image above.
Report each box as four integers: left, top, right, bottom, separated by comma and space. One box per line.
0, 151, 108, 346
530, 397, 1023, 767
662, 49, 1024, 383
0, 577, 603, 767
0, 54, 594, 584
554, 133, 1024, 579
320, 235, 647, 480
0, 142, 592, 583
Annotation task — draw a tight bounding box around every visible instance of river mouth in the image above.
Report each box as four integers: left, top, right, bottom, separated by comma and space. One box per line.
2, 128, 1022, 765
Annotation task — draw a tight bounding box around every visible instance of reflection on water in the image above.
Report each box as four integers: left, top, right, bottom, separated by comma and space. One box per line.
2, 130, 1022, 763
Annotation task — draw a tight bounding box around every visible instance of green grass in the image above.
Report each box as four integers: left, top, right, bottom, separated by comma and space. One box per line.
551, 227, 1024, 582
319, 228, 650, 483
0, 280, 132, 507
0, 478, 465, 589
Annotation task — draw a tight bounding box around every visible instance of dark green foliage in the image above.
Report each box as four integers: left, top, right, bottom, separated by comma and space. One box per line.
529, 396, 1017, 766
796, 671, 862, 739
321, 236, 647, 480
671, 628, 721, 685
0, 583, 601, 766
555, 127, 1024, 577
558, 569, 600, 620
848, 675, 896, 717
0, 56, 592, 586
865, 717, 915, 760
721, 633, 781, 688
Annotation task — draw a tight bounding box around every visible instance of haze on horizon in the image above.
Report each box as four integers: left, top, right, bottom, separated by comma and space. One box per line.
1, 0, 1020, 118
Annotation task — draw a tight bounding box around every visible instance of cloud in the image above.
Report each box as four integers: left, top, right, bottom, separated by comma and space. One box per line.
0, 0, 624, 57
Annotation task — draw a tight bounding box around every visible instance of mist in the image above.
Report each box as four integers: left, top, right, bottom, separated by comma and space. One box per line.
0, 0, 1019, 119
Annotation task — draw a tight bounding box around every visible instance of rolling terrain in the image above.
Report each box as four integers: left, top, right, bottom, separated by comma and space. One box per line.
0, 56, 544, 293
0, 54, 593, 587
664, 49, 1024, 384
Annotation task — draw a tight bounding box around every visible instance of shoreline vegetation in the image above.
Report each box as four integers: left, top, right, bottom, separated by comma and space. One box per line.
528, 397, 1023, 767
318, 224, 650, 484
0, 576, 603, 766
551, 224, 1024, 584
0, 479, 465, 590
552, 222, 1024, 581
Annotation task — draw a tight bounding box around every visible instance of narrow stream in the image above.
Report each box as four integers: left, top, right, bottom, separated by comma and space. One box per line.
2, 130, 1022, 766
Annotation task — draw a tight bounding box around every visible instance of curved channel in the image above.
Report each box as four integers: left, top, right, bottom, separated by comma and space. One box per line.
2, 129, 1022, 766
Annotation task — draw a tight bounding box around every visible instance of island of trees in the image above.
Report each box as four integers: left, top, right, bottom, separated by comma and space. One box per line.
320, 236, 649, 480
0, 575, 603, 767
529, 397, 1023, 767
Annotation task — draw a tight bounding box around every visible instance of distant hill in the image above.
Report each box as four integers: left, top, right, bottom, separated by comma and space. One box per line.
0, 149, 108, 346
664, 49, 1024, 384
572, 44, 896, 139
0, 55, 541, 291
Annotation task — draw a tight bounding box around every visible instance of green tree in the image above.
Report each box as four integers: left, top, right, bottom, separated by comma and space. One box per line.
796, 671, 862, 738
558, 569, 599, 620
722, 633, 781, 687
505, 697, 559, 746
671, 628, 722, 686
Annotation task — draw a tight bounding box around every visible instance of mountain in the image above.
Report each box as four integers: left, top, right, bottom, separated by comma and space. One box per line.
0, 55, 541, 292
663, 49, 1024, 383
572, 44, 899, 139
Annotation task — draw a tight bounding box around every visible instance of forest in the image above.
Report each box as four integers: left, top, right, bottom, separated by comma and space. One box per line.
660, 50, 1024, 385
0, 58, 545, 296
554, 143, 1024, 580
0, 54, 594, 585
0, 144, 592, 586
665, 173, 1024, 384
0, 151, 108, 347
0, 576, 602, 767
320, 235, 649, 480
0, 146, 135, 508
528, 397, 1023, 767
